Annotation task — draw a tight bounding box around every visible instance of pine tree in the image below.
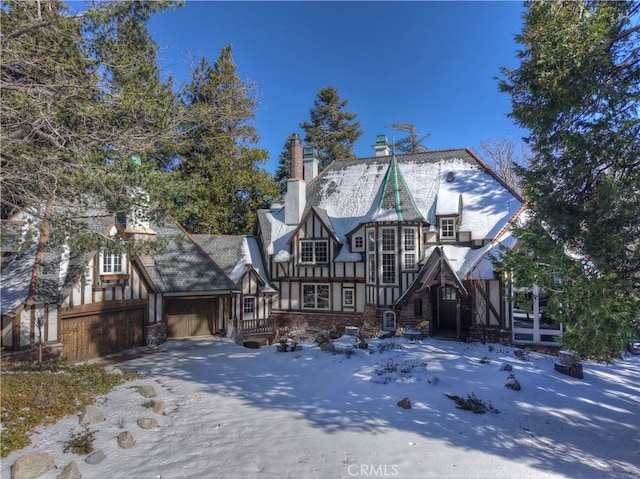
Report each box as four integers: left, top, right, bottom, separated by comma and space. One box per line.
387, 123, 429, 153
300, 86, 362, 170
273, 137, 293, 196
1, 0, 181, 251
168, 46, 278, 234
499, 0, 640, 360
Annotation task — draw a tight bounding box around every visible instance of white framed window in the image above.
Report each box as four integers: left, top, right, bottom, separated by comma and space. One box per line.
353, 235, 364, 251
367, 253, 376, 283
366, 230, 376, 283
403, 227, 417, 270
243, 296, 256, 320
303, 284, 330, 309
440, 218, 455, 240
101, 252, 125, 274
300, 240, 328, 264
383, 311, 396, 331
367, 230, 375, 251
343, 288, 355, 307
381, 228, 396, 284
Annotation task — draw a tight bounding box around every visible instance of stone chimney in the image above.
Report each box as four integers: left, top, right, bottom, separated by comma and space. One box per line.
289, 133, 303, 180
303, 147, 319, 182
374, 134, 391, 157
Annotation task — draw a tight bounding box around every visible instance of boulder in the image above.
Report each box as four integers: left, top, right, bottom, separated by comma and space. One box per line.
152, 401, 166, 415
117, 431, 135, 449
137, 417, 159, 429
505, 376, 521, 391
56, 461, 81, 479
84, 450, 106, 465
137, 386, 157, 398
397, 397, 412, 409
79, 405, 104, 426
500, 364, 513, 372
11, 452, 56, 479
320, 342, 336, 353
554, 361, 584, 379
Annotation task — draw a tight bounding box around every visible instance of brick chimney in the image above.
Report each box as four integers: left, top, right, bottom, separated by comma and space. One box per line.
285, 133, 306, 225
289, 133, 303, 180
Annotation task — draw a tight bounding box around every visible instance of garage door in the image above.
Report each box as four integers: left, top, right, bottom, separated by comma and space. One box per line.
60, 307, 145, 361
166, 298, 218, 338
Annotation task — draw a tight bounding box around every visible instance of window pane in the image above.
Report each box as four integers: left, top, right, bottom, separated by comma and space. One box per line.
368, 253, 376, 283
113, 254, 122, 273
103, 254, 112, 273
303, 285, 316, 308
354, 236, 364, 249
382, 229, 395, 251
243, 297, 255, 313
315, 241, 328, 263
301, 242, 314, 263
317, 285, 329, 309
383, 311, 396, 330
344, 289, 354, 306
404, 253, 416, 270
382, 253, 395, 283
404, 228, 415, 250
442, 285, 456, 301
367, 231, 375, 251
441, 218, 455, 239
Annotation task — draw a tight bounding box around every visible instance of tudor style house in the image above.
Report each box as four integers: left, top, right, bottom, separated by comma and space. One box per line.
1, 202, 241, 361
256, 134, 559, 346
192, 234, 277, 342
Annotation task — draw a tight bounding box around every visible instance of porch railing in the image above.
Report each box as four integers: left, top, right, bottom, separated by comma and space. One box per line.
242, 318, 276, 335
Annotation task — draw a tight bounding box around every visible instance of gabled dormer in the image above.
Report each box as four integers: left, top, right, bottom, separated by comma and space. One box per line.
287, 206, 339, 267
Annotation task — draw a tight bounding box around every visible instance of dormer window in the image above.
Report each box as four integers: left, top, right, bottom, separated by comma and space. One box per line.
300, 240, 328, 264
101, 252, 125, 274
353, 235, 364, 251
440, 218, 456, 241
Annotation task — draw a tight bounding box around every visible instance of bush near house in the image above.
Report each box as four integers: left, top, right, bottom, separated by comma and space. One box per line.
0, 361, 141, 457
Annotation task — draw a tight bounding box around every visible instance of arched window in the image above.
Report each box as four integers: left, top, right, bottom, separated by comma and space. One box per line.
383, 311, 396, 331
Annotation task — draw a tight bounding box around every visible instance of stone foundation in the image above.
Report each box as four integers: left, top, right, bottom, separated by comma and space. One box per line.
273, 311, 367, 341
145, 322, 167, 347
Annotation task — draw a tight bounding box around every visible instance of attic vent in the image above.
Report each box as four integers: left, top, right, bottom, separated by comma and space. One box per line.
446, 172, 455, 183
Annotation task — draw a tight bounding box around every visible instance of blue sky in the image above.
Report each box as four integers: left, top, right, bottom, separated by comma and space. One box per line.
144, 1, 527, 174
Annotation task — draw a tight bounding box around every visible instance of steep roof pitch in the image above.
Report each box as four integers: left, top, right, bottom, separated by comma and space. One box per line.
1, 212, 115, 315
258, 148, 524, 260
191, 234, 275, 292
0, 205, 238, 317
141, 220, 238, 294
374, 155, 426, 222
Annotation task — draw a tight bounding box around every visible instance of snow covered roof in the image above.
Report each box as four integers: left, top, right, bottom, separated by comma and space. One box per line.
192, 235, 275, 293
258, 148, 524, 262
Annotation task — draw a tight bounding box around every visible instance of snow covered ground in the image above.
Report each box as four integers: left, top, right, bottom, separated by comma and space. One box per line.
2, 336, 639, 479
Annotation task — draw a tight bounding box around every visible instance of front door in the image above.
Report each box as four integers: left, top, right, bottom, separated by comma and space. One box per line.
431, 285, 458, 337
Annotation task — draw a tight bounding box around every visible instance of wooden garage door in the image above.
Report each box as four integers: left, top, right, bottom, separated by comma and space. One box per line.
60, 307, 145, 361
166, 298, 218, 338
